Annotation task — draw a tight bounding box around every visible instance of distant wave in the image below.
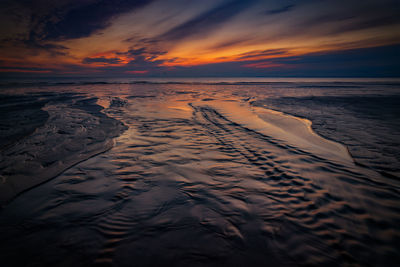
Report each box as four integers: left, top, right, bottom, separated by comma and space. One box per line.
1, 80, 400, 87
0, 81, 290, 86
295, 85, 364, 88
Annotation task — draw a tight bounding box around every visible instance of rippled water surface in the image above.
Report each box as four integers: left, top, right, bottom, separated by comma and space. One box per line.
1, 79, 400, 266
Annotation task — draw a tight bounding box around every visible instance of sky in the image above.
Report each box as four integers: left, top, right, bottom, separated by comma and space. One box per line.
0, 0, 399, 77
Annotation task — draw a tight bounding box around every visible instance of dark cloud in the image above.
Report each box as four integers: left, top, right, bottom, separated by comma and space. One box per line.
24, 41, 69, 56
117, 47, 167, 61
82, 57, 122, 64
329, 15, 400, 35
40, 0, 154, 40
0, 36, 69, 58
121, 48, 146, 56
80, 47, 167, 74
300, 13, 355, 27
158, 0, 257, 41
123, 36, 160, 45
296, 1, 400, 35
125, 55, 164, 68
237, 49, 289, 60
264, 4, 295, 15
0, 0, 153, 53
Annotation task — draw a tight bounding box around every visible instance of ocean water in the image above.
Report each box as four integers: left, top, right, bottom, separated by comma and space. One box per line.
0, 78, 399, 266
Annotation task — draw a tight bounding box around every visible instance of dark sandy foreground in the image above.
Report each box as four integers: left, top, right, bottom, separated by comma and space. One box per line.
1, 81, 400, 266
0, 93, 127, 206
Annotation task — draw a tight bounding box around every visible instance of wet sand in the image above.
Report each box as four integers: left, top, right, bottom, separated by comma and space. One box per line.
0, 93, 127, 206
253, 95, 400, 178
0, 81, 400, 266
193, 100, 353, 163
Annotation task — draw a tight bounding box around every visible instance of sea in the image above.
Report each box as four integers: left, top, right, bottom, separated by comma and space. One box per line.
0, 77, 399, 266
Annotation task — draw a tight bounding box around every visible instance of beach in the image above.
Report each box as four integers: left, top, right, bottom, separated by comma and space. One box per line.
0, 78, 399, 266
0, 92, 127, 205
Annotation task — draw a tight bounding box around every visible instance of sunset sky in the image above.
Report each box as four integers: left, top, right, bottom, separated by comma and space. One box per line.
0, 0, 399, 77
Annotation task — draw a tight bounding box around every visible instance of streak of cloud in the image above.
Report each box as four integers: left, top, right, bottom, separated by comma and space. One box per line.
158, 0, 257, 41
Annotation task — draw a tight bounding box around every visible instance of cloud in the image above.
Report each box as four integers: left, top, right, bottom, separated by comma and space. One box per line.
39, 0, 154, 40
296, 0, 400, 35
242, 62, 285, 69
0, 0, 154, 56
208, 37, 250, 51
78, 46, 168, 75
264, 4, 295, 15
237, 49, 289, 60
158, 0, 257, 41
82, 57, 122, 64
117, 47, 167, 60
24, 41, 69, 56
329, 14, 400, 35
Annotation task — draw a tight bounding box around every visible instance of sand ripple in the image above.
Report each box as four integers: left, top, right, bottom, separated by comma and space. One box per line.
1, 90, 399, 266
